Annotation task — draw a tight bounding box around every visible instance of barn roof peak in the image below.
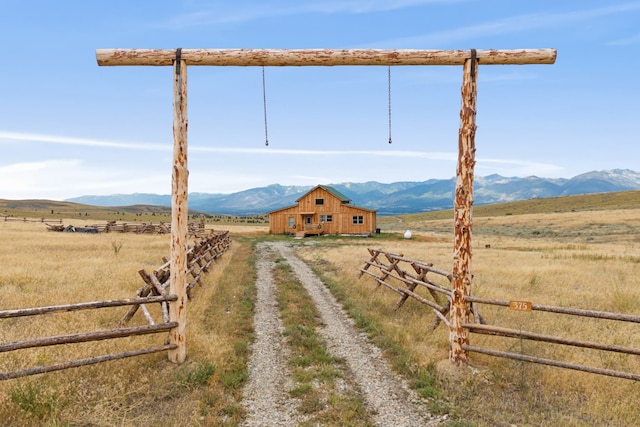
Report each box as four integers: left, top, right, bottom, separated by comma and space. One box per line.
296, 184, 351, 203
318, 185, 351, 202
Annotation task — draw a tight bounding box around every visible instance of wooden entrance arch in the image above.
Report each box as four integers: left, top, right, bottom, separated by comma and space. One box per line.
96, 48, 557, 365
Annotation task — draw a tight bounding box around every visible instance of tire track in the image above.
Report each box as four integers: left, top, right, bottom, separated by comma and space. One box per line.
241, 244, 300, 426
242, 242, 441, 426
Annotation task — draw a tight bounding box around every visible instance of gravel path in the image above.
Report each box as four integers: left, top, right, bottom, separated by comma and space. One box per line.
242, 242, 442, 426
241, 243, 301, 426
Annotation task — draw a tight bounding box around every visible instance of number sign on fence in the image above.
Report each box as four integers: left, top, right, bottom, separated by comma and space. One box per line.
509, 300, 533, 312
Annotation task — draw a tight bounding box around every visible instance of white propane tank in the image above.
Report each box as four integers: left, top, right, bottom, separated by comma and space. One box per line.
403, 230, 412, 239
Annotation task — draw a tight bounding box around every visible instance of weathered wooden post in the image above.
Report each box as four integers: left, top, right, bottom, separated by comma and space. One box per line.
169, 49, 189, 364
450, 50, 478, 365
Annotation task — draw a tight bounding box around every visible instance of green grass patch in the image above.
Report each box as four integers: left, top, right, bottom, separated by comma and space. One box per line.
196, 238, 257, 423
273, 257, 373, 425
9, 382, 61, 421
175, 362, 216, 389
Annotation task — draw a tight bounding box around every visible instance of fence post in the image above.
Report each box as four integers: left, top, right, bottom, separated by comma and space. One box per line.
449, 50, 478, 366
168, 50, 189, 364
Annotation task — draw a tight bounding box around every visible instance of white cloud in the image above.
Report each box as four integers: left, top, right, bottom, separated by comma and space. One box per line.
301, 0, 468, 14
0, 131, 170, 152
0, 159, 168, 200
372, 2, 640, 47
0, 130, 567, 199
155, 0, 468, 29
476, 157, 565, 177
606, 33, 640, 46
0, 130, 455, 159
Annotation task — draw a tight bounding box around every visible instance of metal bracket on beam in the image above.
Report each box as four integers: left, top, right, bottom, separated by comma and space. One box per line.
470, 49, 477, 78
175, 48, 182, 75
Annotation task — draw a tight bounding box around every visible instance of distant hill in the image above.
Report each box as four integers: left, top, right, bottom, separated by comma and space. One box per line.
4, 188, 639, 223
65, 169, 640, 216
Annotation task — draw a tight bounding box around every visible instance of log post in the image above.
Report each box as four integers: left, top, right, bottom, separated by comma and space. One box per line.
168, 50, 189, 364
449, 50, 478, 366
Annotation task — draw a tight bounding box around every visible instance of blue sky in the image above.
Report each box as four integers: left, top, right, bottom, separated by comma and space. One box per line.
1, 1, 639, 200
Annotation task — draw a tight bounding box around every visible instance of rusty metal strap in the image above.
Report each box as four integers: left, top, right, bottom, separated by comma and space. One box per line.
470, 48, 477, 78
175, 48, 182, 75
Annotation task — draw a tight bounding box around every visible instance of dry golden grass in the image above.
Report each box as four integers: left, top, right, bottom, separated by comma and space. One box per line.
296, 208, 640, 425
0, 220, 256, 425
382, 207, 640, 243
1, 204, 639, 425
220, 224, 269, 235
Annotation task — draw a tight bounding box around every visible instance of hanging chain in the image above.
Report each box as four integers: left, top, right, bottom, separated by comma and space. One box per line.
262, 66, 269, 146
388, 66, 392, 144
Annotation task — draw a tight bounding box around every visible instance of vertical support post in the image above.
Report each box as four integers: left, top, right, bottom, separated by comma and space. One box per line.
168, 49, 189, 364
449, 50, 478, 365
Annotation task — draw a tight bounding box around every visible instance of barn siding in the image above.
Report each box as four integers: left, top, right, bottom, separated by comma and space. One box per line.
268, 186, 376, 235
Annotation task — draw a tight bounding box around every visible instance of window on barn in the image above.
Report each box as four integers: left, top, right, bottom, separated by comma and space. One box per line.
352, 215, 364, 225
288, 216, 295, 228
315, 198, 324, 205
320, 214, 333, 223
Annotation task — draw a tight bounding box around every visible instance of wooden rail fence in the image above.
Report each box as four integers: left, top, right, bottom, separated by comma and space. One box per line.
120, 230, 232, 326
2, 214, 63, 224
0, 296, 177, 381
45, 220, 207, 235
359, 247, 640, 381
0, 230, 231, 381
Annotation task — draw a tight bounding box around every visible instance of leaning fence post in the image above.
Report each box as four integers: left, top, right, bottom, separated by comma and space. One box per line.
450, 50, 478, 366
168, 49, 189, 364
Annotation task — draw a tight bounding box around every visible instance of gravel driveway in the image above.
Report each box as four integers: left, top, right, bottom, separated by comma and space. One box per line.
241, 242, 443, 426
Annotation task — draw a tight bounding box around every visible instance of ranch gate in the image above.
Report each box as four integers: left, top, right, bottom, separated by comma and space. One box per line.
95, 47, 556, 366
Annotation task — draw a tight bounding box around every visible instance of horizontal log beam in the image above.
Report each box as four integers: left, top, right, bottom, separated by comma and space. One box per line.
464, 323, 640, 356
465, 295, 640, 324
0, 322, 178, 353
0, 295, 177, 319
464, 344, 640, 382
0, 344, 177, 381
96, 48, 556, 67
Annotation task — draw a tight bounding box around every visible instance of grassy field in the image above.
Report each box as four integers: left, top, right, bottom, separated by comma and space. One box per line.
0, 220, 257, 425
309, 198, 640, 425
0, 198, 268, 225
0, 193, 639, 425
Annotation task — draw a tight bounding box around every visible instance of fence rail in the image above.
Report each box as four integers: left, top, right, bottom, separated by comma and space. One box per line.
359, 247, 640, 381
465, 295, 640, 323
463, 345, 640, 382
0, 345, 177, 381
0, 295, 176, 319
45, 220, 208, 235
2, 214, 62, 223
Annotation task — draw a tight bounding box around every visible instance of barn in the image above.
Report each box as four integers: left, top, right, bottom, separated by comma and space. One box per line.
268, 185, 377, 237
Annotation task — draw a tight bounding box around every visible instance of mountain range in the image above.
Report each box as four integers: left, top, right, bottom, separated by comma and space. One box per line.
66, 169, 640, 216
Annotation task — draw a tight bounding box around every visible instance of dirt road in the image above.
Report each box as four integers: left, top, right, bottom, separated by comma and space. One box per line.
241, 242, 442, 426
